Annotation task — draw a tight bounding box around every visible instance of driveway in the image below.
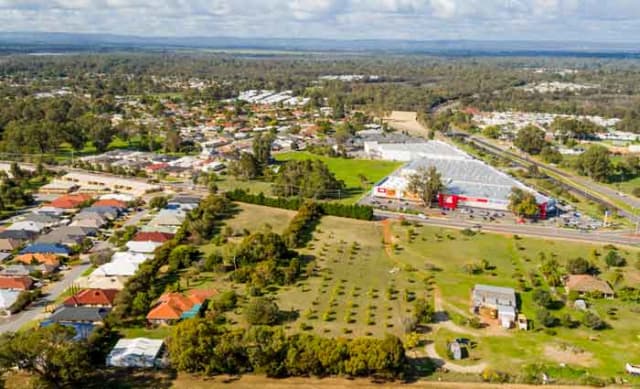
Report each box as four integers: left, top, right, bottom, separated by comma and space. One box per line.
0, 259, 91, 333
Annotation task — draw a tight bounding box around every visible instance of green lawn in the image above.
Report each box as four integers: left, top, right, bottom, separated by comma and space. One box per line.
274, 152, 402, 203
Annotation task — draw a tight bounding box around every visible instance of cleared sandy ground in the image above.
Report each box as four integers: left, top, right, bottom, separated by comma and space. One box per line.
384, 111, 429, 137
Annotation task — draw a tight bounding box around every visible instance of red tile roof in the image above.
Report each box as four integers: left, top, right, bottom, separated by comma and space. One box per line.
146, 163, 169, 172
63, 288, 119, 307
93, 199, 128, 208
50, 194, 93, 209
146, 290, 216, 321
132, 232, 175, 243
0, 276, 33, 290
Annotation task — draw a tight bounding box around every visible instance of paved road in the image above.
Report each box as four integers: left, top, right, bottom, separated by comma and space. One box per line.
375, 210, 640, 246
465, 135, 640, 219
0, 260, 91, 333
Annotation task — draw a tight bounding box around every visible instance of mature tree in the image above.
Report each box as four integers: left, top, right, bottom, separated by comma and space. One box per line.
540, 258, 564, 287
575, 145, 612, 182
0, 325, 91, 388
252, 132, 275, 170
273, 160, 345, 199
413, 297, 434, 323
540, 146, 563, 164
245, 297, 280, 325
228, 153, 260, 180
166, 318, 219, 374
508, 187, 539, 218
604, 250, 626, 267
406, 166, 443, 208
482, 125, 501, 139
514, 125, 547, 155
164, 129, 182, 153
149, 195, 168, 210
532, 289, 553, 308
566, 257, 592, 275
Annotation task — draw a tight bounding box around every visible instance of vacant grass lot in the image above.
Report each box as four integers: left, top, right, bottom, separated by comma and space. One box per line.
274, 151, 402, 203
191, 203, 640, 382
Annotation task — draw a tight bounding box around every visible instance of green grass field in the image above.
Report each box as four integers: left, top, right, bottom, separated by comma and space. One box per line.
274, 152, 402, 203
191, 203, 640, 383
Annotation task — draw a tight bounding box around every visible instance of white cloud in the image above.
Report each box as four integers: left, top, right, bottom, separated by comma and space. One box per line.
0, 0, 638, 41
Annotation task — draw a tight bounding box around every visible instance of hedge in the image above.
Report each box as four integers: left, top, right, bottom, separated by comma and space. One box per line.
282, 202, 322, 248
225, 189, 374, 221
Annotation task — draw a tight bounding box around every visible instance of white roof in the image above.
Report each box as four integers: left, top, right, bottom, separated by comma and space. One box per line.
93, 258, 141, 277
125, 241, 162, 254
0, 290, 20, 309
111, 251, 149, 264
99, 193, 136, 202
149, 209, 186, 227
7, 221, 45, 232
108, 338, 163, 362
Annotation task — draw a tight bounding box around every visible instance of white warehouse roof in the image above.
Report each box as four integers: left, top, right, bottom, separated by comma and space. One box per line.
107, 338, 164, 368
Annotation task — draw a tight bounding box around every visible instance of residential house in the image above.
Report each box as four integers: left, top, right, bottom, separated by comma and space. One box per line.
471, 284, 518, 328
132, 232, 174, 243
15, 253, 61, 270
50, 194, 93, 209
0, 289, 20, 315
70, 214, 107, 229
167, 196, 200, 211
92, 256, 144, 278
82, 274, 127, 290
125, 241, 162, 254
146, 290, 215, 325
149, 209, 186, 228
47, 306, 110, 325
6, 221, 47, 234
20, 243, 71, 257
93, 199, 128, 209
565, 275, 615, 299
36, 226, 97, 247
0, 229, 37, 242
17, 213, 62, 228
82, 206, 121, 220
0, 264, 53, 277
0, 276, 33, 291
106, 338, 165, 368
63, 288, 119, 308
0, 238, 21, 252
43, 306, 110, 339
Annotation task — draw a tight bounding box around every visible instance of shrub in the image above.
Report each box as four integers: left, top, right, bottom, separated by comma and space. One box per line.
245, 297, 280, 325
582, 312, 606, 330
566, 257, 592, 274
604, 250, 626, 267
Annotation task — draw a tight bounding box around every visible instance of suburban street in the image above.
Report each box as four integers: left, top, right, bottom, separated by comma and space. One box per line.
0, 259, 91, 333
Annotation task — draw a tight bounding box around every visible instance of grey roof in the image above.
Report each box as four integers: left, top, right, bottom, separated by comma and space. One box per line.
0, 230, 37, 241
473, 284, 516, 296
18, 213, 61, 224
405, 157, 550, 204
49, 306, 111, 323
36, 226, 96, 245
170, 196, 201, 204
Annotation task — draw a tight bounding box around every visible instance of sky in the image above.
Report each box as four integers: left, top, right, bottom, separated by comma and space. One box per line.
0, 0, 639, 42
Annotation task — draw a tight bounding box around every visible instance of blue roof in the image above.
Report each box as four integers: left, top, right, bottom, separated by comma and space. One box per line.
40, 321, 95, 340
21, 243, 70, 255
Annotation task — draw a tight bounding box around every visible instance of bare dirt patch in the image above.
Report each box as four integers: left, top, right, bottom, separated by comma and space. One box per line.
544, 344, 596, 367
384, 111, 429, 137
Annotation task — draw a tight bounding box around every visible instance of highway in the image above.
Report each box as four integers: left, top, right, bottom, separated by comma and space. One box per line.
374, 210, 640, 246
461, 134, 640, 221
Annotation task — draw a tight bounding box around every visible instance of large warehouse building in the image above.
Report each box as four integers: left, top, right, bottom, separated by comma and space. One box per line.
367, 141, 555, 217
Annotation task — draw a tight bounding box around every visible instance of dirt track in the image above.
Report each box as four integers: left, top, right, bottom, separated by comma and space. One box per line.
172, 374, 598, 389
